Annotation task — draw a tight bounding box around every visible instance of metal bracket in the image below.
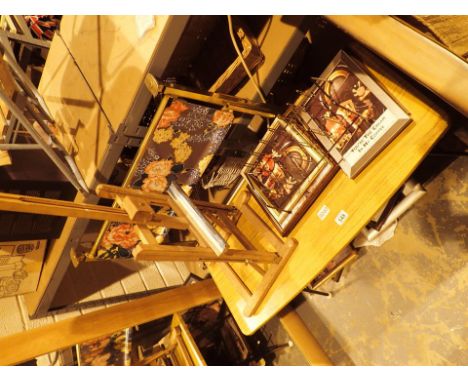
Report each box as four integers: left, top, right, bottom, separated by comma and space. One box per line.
108, 123, 146, 147
144, 73, 164, 97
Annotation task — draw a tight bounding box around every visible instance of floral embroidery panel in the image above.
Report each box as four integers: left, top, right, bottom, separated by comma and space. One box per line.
92, 99, 234, 260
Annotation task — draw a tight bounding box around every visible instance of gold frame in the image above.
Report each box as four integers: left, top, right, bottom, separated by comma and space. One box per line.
242, 116, 337, 236
244, 117, 327, 220
87, 75, 277, 261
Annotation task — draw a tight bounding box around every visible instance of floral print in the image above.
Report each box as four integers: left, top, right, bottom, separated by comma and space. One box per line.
78, 330, 131, 366
144, 159, 173, 178
212, 110, 234, 128
153, 126, 174, 143
157, 99, 189, 129
142, 175, 168, 193
94, 98, 235, 260
102, 223, 140, 250
140, 159, 172, 193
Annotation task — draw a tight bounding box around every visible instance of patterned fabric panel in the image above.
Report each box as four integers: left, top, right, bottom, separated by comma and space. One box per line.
78, 329, 132, 366
131, 99, 234, 192
91, 99, 234, 260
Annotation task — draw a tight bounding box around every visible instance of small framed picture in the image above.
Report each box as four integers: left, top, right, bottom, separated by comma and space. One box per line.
242, 117, 337, 236
299, 50, 411, 178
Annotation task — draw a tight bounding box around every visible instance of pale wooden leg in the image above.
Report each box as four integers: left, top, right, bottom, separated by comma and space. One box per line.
278, 306, 333, 366
0, 279, 220, 366
238, 191, 285, 250
212, 211, 257, 250
210, 211, 267, 275
134, 346, 175, 366
243, 238, 298, 317
214, 263, 253, 300
134, 224, 158, 245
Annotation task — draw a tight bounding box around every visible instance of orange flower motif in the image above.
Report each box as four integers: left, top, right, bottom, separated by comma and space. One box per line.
212, 110, 234, 128
170, 100, 190, 113
144, 159, 173, 178
102, 224, 140, 250
157, 100, 189, 129
142, 175, 168, 193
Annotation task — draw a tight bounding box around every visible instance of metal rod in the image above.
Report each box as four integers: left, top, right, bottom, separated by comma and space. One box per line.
56, 30, 114, 134
0, 87, 88, 194
167, 182, 228, 257
302, 287, 332, 297
0, 30, 50, 49
12, 16, 34, 38
0, 39, 54, 121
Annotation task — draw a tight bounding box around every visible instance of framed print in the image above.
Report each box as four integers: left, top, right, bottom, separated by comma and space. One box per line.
76, 315, 172, 366
299, 50, 411, 178
87, 97, 235, 260
242, 117, 337, 236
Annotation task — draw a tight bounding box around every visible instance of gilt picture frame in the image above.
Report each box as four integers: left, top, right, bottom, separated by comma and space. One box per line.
242, 117, 337, 236
87, 96, 235, 261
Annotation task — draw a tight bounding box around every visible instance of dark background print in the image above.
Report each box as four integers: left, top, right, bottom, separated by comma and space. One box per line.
96, 99, 233, 259
251, 125, 317, 211
131, 99, 232, 188
306, 61, 386, 155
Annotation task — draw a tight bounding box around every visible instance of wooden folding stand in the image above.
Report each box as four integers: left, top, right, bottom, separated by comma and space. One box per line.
0, 182, 297, 318
95, 183, 298, 317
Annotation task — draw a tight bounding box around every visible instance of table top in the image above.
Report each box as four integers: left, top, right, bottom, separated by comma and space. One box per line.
24, 16, 184, 316
209, 49, 449, 335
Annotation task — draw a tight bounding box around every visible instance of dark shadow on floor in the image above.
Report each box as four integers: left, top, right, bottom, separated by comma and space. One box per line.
50, 259, 147, 309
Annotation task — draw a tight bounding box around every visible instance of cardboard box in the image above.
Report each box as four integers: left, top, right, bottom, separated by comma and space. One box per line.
0, 240, 46, 298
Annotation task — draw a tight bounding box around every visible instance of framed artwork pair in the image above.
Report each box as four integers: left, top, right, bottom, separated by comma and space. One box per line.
242, 50, 411, 236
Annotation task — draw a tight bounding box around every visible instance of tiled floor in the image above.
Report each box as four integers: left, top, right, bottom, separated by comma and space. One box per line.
263, 125, 467, 366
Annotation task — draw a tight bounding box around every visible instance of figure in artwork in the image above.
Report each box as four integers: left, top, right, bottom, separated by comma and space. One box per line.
307, 63, 386, 154
251, 125, 317, 210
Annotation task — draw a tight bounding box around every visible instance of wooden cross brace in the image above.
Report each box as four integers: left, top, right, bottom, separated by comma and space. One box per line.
95, 183, 281, 266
